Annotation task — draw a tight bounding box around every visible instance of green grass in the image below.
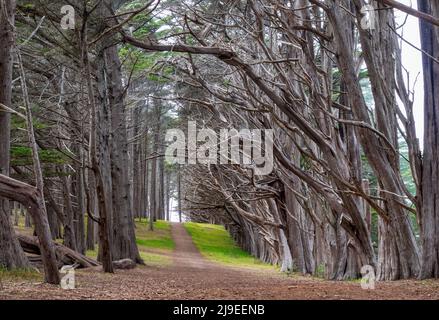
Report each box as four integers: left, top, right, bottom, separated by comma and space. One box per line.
135, 219, 175, 251
184, 222, 273, 269
135, 219, 173, 266
139, 251, 172, 267
85, 219, 174, 267
0, 267, 42, 281
86, 249, 98, 260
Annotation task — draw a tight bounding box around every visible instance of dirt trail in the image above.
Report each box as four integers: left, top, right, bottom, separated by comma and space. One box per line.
170, 223, 208, 269
2, 223, 439, 299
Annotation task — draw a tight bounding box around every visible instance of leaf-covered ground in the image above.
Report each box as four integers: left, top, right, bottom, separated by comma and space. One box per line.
2, 222, 439, 300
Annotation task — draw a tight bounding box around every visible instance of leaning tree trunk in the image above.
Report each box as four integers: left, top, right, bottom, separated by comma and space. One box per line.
0, 175, 60, 283
17, 47, 60, 284
329, 1, 420, 279
0, 0, 29, 269
418, 0, 439, 279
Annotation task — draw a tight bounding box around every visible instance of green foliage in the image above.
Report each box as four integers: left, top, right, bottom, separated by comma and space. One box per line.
21, 3, 35, 9
10, 146, 67, 166
119, 46, 178, 82
315, 263, 326, 278
118, 12, 179, 82
11, 114, 49, 130
184, 222, 272, 268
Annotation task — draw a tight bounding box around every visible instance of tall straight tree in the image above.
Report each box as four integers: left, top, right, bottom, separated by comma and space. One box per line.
418, 0, 439, 279
88, 0, 142, 264
106, 43, 142, 263
0, 0, 29, 269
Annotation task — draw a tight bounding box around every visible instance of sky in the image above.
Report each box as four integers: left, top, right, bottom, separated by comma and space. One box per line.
395, 0, 424, 143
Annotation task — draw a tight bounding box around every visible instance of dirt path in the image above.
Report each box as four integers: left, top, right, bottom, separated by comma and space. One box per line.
171, 223, 208, 269
2, 223, 439, 299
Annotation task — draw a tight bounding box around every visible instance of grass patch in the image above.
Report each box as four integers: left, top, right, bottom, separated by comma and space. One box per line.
135, 219, 175, 251
184, 222, 273, 269
139, 251, 172, 267
0, 267, 42, 281
86, 249, 98, 260
85, 220, 174, 268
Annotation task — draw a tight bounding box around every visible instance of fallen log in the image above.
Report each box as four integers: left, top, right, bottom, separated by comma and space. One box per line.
112, 258, 137, 270
17, 234, 100, 269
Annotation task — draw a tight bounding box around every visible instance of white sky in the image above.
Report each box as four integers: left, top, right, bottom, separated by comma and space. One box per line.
395, 0, 424, 144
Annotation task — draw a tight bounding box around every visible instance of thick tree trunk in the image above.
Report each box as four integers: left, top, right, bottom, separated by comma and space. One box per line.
94, 46, 114, 273
106, 44, 142, 263
0, 0, 29, 270
418, 0, 439, 279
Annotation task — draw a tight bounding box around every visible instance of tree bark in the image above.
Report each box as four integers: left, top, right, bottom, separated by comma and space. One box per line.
418, 0, 439, 279
0, 174, 60, 283
106, 44, 142, 263
0, 0, 29, 270
60, 172, 77, 251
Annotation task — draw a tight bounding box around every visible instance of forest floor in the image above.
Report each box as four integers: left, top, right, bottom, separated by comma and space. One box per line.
1, 222, 439, 300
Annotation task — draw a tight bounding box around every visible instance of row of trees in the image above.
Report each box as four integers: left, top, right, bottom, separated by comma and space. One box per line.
0, 0, 178, 283
0, 0, 438, 283
153, 0, 439, 280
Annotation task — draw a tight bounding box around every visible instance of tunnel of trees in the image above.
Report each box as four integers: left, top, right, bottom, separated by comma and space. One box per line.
0, 0, 439, 284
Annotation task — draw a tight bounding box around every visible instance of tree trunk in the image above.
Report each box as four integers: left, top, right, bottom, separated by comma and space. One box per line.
0, 175, 60, 283
418, 0, 439, 279
0, 0, 29, 270
106, 44, 142, 263
149, 102, 161, 229
94, 45, 114, 273
60, 172, 77, 251
178, 165, 182, 223
86, 168, 97, 251
17, 47, 60, 283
